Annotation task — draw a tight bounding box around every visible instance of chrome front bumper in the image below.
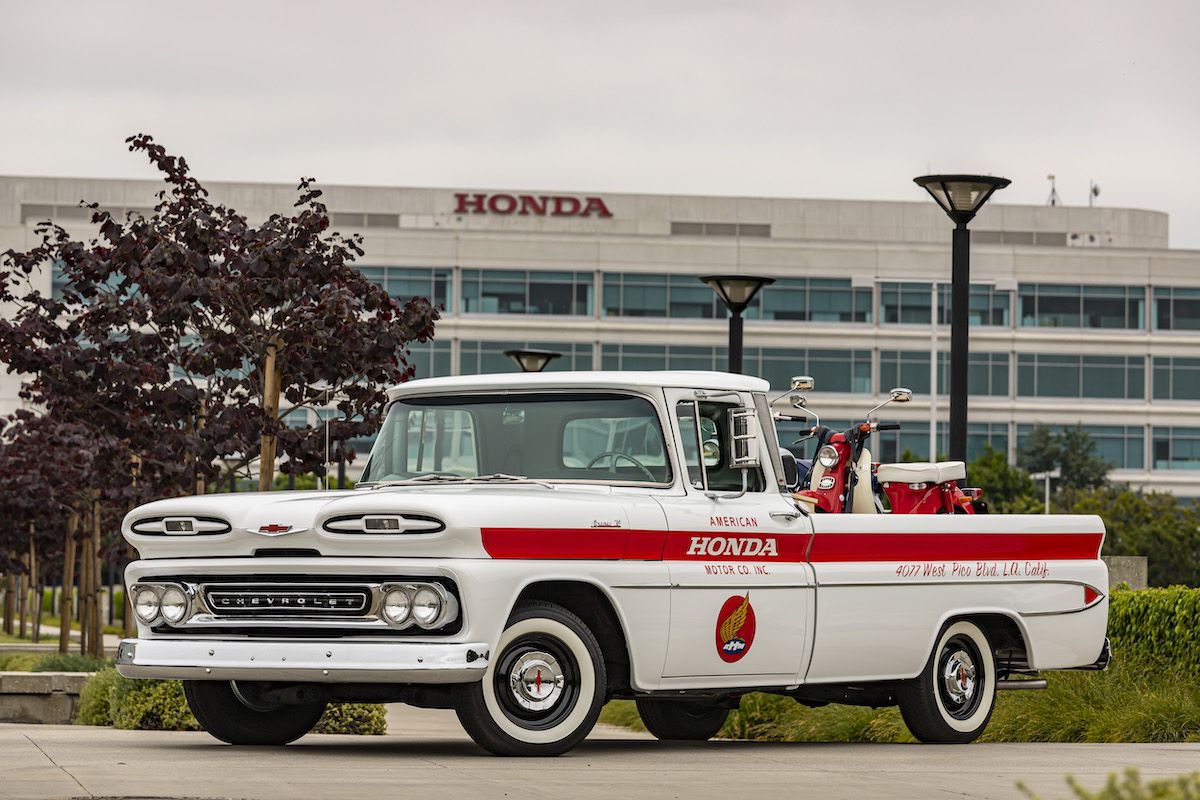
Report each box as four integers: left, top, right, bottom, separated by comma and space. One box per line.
115, 638, 490, 683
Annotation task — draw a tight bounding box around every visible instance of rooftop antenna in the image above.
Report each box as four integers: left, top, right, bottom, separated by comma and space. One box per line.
1089, 180, 1100, 207
1046, 174, 1060, 207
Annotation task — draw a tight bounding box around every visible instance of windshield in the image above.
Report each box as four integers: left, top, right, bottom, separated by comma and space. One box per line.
360, 392, 673, 485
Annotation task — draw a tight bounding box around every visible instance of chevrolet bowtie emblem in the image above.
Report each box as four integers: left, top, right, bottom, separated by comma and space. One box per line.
256, 524, 294, 535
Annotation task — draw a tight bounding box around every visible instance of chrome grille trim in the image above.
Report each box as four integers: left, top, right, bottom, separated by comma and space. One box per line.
204, 585, 371, 616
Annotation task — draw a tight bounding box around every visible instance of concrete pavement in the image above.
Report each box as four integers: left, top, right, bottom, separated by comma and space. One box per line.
3, 705, 1199, 800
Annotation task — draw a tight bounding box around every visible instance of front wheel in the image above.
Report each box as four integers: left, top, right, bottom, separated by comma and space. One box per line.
636, 698, 729, 741
455, 600, 606, 756
897, 620, 996, 743
183, 680, 327, 745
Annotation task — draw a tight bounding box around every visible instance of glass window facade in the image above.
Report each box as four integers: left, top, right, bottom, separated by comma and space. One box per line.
403, 340, 453, 379
746, 278, 872, 323
880, 282, 933, 324
1017, 354, 1144, 399
1153, 287, 1200, 331
1153, 357, 1200, 400
933, 352, 1010, 396
461, 269, 593, 315
460, 340, 593, 374
936, 284, 1011, 326
602, 273, 721, 318
358, 266, 451, 308
1018, 284, 1145, 329
1153, 427, 1200, 470
874, 422, 1009, 464
598, 344, 870, 392
1017, 424, 1142, 470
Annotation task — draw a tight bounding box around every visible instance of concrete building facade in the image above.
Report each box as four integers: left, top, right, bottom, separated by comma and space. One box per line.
2, 176, 1198, 493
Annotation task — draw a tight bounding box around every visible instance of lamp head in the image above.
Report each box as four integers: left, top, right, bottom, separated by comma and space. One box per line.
914, 174, 1011, 225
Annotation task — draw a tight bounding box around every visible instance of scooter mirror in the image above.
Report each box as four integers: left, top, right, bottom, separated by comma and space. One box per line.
790, 393, 807, 409
889, 387, 913, 403
791, 375, 815, 392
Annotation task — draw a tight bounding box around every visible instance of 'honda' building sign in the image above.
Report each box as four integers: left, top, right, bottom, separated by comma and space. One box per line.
454, 192, 613, 218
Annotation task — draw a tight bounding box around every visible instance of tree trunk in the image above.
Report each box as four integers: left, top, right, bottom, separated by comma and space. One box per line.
91, 492, 104, 659
195, 401, 208, 495
258, 340, 283, 491
17, 566, 27, 640
2, 565, 14, 635
59, 514, 78, 654
79, 503, 92, 657
29, 535, 40, 645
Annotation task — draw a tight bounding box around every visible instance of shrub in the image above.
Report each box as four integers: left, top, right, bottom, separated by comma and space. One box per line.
74, 669, 387, 735
32, 653, 111, 673
0, 652, 43, 671
1020, 769, 1200, 799
312, 703, 387, 735
76, 667, 121, 726
109, 676, 200, 731
1108, 587, 1200, 680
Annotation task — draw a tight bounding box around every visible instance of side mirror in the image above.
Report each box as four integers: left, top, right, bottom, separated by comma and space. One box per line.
790, 393, 807, 409
791, 375, 815, 392
889, 387, 913, 403
727, 407, 760, 469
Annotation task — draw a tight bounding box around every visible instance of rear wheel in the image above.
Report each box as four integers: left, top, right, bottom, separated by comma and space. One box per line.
183, 680, 326, 745
897, 620, 996, 743
636, 698, 729, 741
455, 600, 606, 756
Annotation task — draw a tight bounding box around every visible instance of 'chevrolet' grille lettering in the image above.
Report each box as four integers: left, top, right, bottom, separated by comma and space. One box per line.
205, 587, 370, 616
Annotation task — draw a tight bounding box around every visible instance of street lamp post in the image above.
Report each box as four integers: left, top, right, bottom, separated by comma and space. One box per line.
914, 175, 1010, 464
700, 275, 776, 374
504, 348, 562, 373
1030, 468, 1062, 513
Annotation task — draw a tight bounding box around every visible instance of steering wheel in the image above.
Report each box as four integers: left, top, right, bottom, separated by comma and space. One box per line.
586, 451, 656, 481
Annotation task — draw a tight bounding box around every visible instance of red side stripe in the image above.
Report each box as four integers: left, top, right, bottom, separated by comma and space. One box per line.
480, 528, 1104, 563
807, 532, 1104, 563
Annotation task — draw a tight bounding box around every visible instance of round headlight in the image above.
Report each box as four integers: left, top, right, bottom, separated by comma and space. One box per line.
381, 588, 412, 626
133, 587, 161, 624
817, 445, 839, 469
411, 586, 443, 627
159, 586, 189, 625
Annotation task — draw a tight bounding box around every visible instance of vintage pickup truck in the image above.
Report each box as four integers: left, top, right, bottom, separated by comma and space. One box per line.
116, 371, 1110, 756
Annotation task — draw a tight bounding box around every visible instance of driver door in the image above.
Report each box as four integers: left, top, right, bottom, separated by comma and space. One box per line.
655, 389, 815, 684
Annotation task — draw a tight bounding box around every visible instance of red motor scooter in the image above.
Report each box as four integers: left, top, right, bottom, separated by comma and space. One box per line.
788, 386, 986, 514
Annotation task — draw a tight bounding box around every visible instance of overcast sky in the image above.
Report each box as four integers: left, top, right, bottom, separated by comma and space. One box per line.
3, 1, 1198, 247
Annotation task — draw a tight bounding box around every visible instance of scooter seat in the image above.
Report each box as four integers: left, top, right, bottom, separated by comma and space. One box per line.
876, 461, 966, 485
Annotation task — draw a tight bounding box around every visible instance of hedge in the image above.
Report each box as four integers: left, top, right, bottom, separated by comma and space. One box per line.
1108, 587, 1200, 679
76, 667, 386, 735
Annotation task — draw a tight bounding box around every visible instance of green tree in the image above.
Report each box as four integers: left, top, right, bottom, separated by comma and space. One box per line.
967, 445, 1041, 513
1017, 423, 1110, 493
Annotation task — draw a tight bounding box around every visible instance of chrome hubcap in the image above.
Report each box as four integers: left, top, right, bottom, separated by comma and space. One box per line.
941, 649, 977, 706
508, 651, 565, 712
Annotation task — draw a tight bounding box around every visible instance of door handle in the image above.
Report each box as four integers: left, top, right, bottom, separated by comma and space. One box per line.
770, 510, 802, 521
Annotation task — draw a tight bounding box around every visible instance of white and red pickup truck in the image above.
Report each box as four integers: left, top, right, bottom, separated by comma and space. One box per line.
116, 371, 1110, 756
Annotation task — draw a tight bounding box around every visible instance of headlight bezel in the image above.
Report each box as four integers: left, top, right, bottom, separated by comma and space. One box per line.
816, 445, 840, 469
378, 582, 458, 630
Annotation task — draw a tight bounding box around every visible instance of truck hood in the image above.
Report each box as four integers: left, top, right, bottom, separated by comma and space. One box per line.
123, 485, 664, 560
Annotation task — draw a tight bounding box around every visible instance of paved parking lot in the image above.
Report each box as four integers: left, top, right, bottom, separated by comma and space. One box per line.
4, 705, 1199, 800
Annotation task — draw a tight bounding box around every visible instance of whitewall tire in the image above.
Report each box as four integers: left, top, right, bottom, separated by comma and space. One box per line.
897, 619, 996, 744
455, 600, 606, 756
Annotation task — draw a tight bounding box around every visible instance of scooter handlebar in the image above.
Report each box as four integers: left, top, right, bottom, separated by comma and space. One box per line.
875, 422, 902, 431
